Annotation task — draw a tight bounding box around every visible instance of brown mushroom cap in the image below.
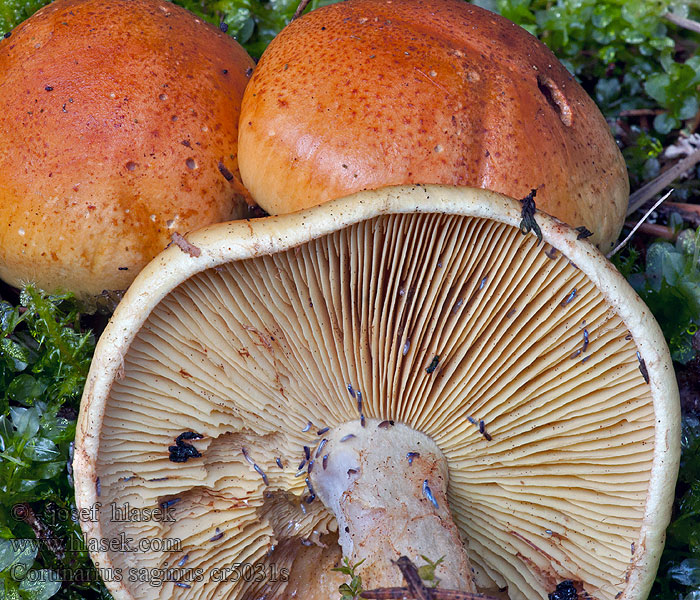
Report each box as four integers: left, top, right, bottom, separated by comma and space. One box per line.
0, 0, 255, 302
238, 0, 628, 250
74, 186, 678, 600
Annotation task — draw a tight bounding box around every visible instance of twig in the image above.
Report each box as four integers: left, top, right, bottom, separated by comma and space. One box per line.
622, 221, 676, 241
658, 202, 700, 227
627, 147, 700, 216
292, 0, 312, 21
619, 109, 664, 117
609, 190, 673, 258
360, 556, 501, 600
360, 587, 501, 599
664, 12, 700, 35
394, 557, 432, 600
361, 588, 416, 599
665, 202, 700, 216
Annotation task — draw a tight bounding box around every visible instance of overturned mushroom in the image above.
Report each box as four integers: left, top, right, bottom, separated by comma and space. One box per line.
74, 186, 679, 600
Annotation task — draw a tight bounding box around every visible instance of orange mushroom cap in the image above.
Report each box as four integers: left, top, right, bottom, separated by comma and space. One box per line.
238, 0, 629, 250
0, 0, 255, 302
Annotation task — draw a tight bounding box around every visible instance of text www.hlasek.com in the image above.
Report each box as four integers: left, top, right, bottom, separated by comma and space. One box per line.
9, 501, 289, 586
10, 539, 290, 588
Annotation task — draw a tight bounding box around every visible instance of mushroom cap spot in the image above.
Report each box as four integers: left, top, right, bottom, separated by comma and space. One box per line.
238, 0, 628, 251
74, 185, 679, 600
0, 0, 255, 301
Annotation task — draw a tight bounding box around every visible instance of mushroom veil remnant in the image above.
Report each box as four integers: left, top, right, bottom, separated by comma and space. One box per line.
0, 0, 255, 303
74, 186, 679, 600
238, 0, 629, 251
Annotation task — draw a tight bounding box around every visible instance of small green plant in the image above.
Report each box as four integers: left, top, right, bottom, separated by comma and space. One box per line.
495, 0, 700, 189
174, 0, 342, 58
622, 129, 665, 184
0, 0, 47, 35
496, 0, 700, 131
0, 287, 108, 600
417, 555, 445, 588
331, 557, 365, 600
652, 415, 700, 599
627, 226, 700, 364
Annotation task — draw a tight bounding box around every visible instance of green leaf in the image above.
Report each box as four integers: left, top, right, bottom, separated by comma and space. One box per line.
591, 5, 613, 29
653, 112, 678, 135
678, 94, 700, 121
644, 73, 671, 104
22, 438, 59, 462
669, 212, 685, 234
0, 302, 24, 335
1, 580, 22, 600
417, 554, 445, 586
18, 569, 61, 600
595, 77, 621, 105
646, 243, 683, 290
39, 416, 72, 444
642, 157, 660, 181
332, 557, 364, 599
659, 50, 675, 73
17, 479, 40, 494
5, 375, 45, 407
29, 461, 63, 480
8, 407, 40, 439
630, 234, 700, 366
0, 538, 38, 574
0, 340, 29, 372
0, 415, 12, 448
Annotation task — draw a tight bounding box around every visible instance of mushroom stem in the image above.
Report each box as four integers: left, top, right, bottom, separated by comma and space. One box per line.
309, 419, 475, 591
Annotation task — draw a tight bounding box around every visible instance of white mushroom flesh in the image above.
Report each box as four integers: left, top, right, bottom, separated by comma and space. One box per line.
310, 419, 475, 590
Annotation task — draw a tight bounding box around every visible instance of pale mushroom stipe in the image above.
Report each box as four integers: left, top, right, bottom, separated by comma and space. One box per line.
73, 186, 680, 600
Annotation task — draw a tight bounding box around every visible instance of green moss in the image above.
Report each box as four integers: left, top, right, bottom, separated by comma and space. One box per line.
0, 287, 107, 600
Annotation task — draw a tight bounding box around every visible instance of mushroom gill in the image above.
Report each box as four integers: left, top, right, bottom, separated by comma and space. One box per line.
76, 187, 678, 600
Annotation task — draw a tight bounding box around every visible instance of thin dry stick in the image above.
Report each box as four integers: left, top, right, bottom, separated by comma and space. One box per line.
360, 589, 500, 600
622, 221, 676, 241
394, 556, 432, 600
608, 190, 674, 258
664, 12, 700, 34
360, 587, 498, 600
292, 0, 312, 21
360, 556, 501, 600
619, 108, 664, 117
660, 202, 700, 227
627, 147, 700, 216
